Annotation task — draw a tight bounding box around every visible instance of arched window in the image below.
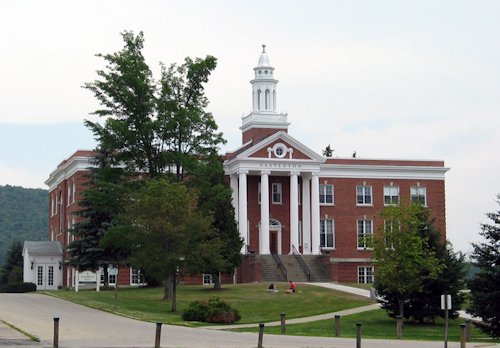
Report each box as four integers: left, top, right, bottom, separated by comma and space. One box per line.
273, 90, 276, 110
265, 89, 270, 110
257, 90, 262, 110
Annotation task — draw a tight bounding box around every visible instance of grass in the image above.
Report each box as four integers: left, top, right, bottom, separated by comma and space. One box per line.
1, 319, 40, 342
45, 282, 372, 326
235, 308, 499, 343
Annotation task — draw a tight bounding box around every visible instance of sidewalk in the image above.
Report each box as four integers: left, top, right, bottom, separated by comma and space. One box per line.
0, 320, 41, 346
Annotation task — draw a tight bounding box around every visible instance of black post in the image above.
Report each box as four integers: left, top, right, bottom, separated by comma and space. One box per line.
53, 317, 59, 348
257, 323, 265, 348
465, 319, 471, 342
155, 322, 162, 348
396, 315, 403, 339
334, 314, 340, 337
460, 324, 466, 348
356, 322, 362, 348
280, 312, 286, 334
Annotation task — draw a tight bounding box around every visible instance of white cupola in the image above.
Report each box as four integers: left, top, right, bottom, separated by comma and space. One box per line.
240, 45, 289, 143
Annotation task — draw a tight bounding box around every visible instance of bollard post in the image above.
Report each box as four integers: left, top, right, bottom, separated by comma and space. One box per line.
465, 319, 471, 342
280, 312, 286, 334
154, 322, 162, 348
396, 315, 403, 339
53, 317, 59, 348
356, 322, 362, 348
257, 323, 265, 348
460, 324, 466, 348
334, 315, 340, 337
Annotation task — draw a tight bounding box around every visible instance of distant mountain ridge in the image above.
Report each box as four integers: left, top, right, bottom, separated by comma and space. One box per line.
0, 185, 48, 264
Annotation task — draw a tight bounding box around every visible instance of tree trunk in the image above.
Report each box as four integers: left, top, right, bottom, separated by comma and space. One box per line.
171, 272, 177, 313
398, 298, 404, 318
163, 276, 173, 300
103, 266, 109, 287
213, 274, 221, 290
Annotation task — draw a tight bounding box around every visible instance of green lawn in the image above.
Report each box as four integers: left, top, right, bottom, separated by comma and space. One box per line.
236, 308, 498, 343
45, 283, 372, 326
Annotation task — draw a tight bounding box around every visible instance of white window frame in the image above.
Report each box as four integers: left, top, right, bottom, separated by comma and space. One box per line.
320, 218, 335, 249
72, 181, 76, 203
131, 269, 142, 285
319, 184, 334, 205
410, 186, 427, 206
202, 273, 213, 286
67, 185, 71, 207
356, 185, 372, 206
358, 266, 374, 284
272, 183, 282, 204
357, 219, 373, 250
383, 186, 400, 206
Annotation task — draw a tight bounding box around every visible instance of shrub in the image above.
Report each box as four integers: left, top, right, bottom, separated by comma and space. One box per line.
0, 282, 37, 293
182, 297, 241, 324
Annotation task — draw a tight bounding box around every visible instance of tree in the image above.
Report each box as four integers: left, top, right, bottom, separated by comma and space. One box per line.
67, 151, 130, 285
377, 205, 466, 323
187, 156, 243, 290
374, 203, 443, 319
112, 178, 212, 312
0, 240, 23, 285
84, 31, 225, 181
322, 144, 333, 157
468, 195, 500, 338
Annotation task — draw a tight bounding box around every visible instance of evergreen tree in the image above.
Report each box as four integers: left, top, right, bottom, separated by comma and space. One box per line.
378, 205, 466, 322
374, 203, 443, 320
468, 195, 500, 338
0, 240, 23, 285
66, 151, 129, 283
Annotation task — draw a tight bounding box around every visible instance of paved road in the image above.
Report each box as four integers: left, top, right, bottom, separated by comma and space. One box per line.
1, 293, 498, 348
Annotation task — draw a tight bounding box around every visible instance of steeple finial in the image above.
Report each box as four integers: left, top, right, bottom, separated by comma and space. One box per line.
262, 44, 266, 53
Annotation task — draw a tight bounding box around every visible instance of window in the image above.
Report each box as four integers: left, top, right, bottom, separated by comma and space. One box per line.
358, 266, 374, 283
320, 219, 334, 248
265, 89, 270, 110
37, 266, 44, 286
384, 186, 399, 205
203, 274, 213, 285
257, 90, 262, 110
109, 274, 116, 285
48, 266, 54, 286
272, 183, 282, 204
319, 184, 334, 204
72, 181, 76, 203
131, 269, 142, 285
356, 185, 372, 205
383, 220, 400, 249
357, 219, 373, 249
411, 186, 427, 206
67, 185, 71, 206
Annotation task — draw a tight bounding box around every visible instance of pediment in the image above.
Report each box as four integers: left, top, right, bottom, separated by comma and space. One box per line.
229, 131, 324, 163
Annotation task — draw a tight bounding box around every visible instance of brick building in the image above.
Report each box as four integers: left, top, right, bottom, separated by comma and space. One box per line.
224, 46, 448, 283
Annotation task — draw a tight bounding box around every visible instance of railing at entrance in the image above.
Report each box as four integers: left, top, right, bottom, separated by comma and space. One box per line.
292, 245, 311, 281
271, 252, 287, 281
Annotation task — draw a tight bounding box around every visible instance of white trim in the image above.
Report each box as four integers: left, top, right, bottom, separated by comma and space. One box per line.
320, 163, 449, 180
45, 155, 94, 190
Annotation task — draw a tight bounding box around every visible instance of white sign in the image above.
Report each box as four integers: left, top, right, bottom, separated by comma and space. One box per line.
441, 294, 452, 310
79, 271, 97, 283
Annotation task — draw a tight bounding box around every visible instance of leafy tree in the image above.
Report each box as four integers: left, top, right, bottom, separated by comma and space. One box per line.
187, 157, 242, 289
111, 178, 212, 312
84, 31, 224, 181
468, 195, 500, 338
374, 203, 443, 320
0, 240, 23, 285
322, 144, 333, 157
67, 151, 130, 285
377, 205, 466, 323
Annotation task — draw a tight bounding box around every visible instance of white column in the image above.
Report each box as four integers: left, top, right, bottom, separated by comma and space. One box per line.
238, 170, 248, 253
96, 269, 101, 292
230, 174, 239, 221
75, 270, 79, 292
302, 175, 311, 255
260, 170, 270, 254
290, 171, 300, 254
311, 172, 321, 255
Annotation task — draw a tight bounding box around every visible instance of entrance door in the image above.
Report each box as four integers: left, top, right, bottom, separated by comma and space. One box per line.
270, 231, 278, 254
35, 264, 57, 290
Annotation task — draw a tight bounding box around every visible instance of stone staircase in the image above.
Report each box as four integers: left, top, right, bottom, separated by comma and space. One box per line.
257, 254, 330, 282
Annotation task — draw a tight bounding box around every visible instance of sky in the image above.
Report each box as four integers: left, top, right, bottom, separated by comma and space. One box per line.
1, 0, 499, 254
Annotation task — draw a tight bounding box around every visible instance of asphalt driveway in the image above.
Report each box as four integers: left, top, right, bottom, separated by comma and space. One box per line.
0, 293, 494, 348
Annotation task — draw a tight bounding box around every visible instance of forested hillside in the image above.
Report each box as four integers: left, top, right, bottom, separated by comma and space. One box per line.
0, 185, 48, 264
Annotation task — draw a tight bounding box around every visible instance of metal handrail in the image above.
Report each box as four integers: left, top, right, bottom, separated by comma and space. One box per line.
292, 245, 311, 281
271, 252, 287, 281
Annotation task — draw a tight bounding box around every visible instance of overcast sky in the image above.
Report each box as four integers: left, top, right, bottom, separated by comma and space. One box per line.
1, 0, 499, 254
